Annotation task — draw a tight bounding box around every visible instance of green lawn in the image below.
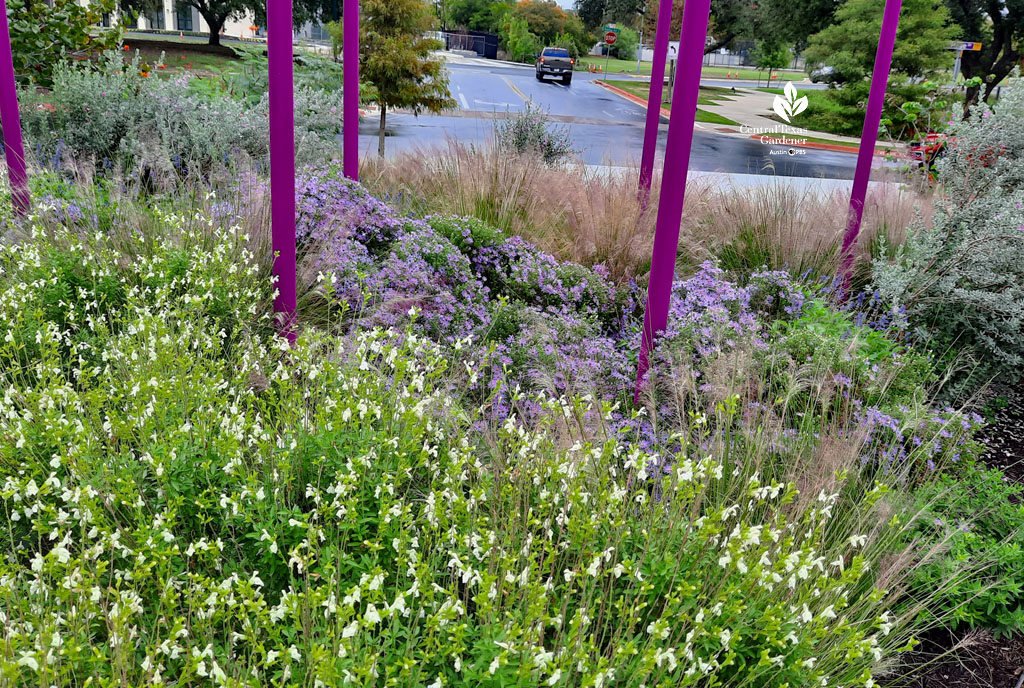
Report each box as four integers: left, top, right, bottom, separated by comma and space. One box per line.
755, 87, 866, 137
602, 80, 741, 125
605, 80, 735, 106
576, 56, 804, 82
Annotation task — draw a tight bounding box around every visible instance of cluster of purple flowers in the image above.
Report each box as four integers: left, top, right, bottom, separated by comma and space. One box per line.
250, 167, 985, 477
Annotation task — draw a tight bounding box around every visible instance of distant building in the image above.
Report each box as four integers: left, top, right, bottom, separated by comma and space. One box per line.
94, 1, 260, 40
91, 1, 333, 44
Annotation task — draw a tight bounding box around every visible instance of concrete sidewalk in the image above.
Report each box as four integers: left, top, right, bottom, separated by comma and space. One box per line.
584, 165, 902, 196
596, 81, 901, 155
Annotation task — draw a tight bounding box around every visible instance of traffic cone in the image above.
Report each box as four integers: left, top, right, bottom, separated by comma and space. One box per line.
180, 32, 183, 39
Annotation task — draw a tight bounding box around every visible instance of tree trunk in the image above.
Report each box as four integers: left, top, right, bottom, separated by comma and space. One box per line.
199, 10, 224, 46
378, 104, 387, 157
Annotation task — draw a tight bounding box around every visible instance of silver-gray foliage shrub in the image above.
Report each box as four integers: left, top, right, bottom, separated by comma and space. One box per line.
872, 73, 1024, 391
19, 52, 343, 182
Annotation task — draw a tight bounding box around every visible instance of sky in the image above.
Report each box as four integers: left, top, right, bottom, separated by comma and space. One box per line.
555, 0, 574, 8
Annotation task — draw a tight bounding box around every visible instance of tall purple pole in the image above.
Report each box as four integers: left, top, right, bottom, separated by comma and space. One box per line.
343, 0, 359, 180
634, 0, 712, 399
838, 0, 902, 287
268, 0, 297, 342
638, 0, 673, 206
0, 0, 29, 216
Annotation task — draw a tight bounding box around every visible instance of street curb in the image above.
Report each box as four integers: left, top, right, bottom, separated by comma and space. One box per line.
595, 80, 670, 121
744, 136, 909, 158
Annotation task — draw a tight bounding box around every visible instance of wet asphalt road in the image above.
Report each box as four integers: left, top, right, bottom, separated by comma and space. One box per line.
357, 62, 862, 179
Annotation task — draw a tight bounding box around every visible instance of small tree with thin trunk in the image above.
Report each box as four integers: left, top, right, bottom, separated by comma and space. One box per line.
752, 39, 790, 85
360, 0, 456, 156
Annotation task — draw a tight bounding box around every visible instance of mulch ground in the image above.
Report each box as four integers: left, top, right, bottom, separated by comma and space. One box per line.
886, 380, 1024, 688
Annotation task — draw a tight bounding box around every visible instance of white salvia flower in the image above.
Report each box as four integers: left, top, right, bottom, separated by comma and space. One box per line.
342, 620, 359, 638
820, 605, 837, 619
427, 680, 443, 688
369, 573, 385, 590
488, 657, 500, 675
547, 669, 561, 685
267, 650, 280, 663
17, 654, 39, 671
288, 646, 301, 661
364, 604, 381, 625
720, 629, 732, 648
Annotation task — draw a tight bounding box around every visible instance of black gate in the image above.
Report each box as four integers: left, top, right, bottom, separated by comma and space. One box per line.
444, 31, 499, 60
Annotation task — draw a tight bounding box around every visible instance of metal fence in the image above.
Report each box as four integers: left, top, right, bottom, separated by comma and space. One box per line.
440, 31, 499, 60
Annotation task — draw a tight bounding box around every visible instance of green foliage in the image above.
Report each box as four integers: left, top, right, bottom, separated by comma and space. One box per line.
0, 217, 961, 685
805, 0, 958, 84
18, 52, 344, 185
872, 78, 1024, 395
449, 0, 510, 31
495, 103, 576, 165
752, 39, 791, 73
348, 0, 455, 155
5, 0, 120, 87
611, 26, 638, 60
515, 0, 571, 43
907, 464, 1024, 638
773, 299, 937, 409
175, 0, 257, 46
506, 16, 542, 62
944, 0, 1024, 103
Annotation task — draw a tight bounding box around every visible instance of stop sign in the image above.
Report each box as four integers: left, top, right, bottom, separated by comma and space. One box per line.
605, 31, 618, 45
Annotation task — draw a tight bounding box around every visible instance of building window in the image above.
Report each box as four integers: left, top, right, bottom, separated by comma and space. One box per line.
175, 4, 193, 31
146, 10, 165, 30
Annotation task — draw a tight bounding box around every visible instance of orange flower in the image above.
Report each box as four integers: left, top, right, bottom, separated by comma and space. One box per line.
123, 44, 130, 50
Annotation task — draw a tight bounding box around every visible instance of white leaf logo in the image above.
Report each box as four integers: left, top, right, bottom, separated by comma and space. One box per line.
773, 81, 808, 123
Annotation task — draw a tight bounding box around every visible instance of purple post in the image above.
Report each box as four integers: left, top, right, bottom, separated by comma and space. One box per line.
0, 0, 29, 216
269, 0, 297, 342
634, 0, 712, 400
343, 0, 359, 180
838, 0, 902, 287
638, 0, 673, 206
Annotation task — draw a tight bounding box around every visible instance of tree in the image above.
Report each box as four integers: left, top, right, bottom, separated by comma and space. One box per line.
612, 26, 638, 59
173, 0, 253, 46
641, 0, 767, 55
751, 39, 791, 82
574, 0, 606, 30
515, 0, 568, 43
506, 15, 541, 60
804, 0, 958, 84
761, 0, 843, 52
358, 0, 456, 156
450, 0, 507, 31
7, 0, 120, 85
943, 0, 1024, 104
